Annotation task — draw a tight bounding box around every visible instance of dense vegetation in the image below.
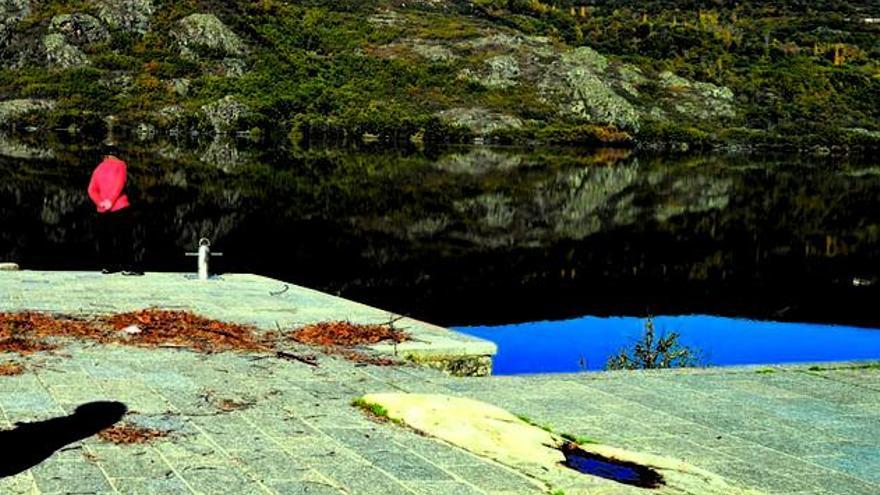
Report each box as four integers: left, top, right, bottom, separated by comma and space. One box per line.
1, 0, 878, 149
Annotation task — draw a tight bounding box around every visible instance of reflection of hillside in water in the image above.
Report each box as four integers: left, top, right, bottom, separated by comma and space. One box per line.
2, 136, 880, 326
383, 149, 734, 247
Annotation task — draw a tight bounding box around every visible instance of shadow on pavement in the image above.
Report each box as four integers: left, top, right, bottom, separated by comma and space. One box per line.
0, 401, 127, 477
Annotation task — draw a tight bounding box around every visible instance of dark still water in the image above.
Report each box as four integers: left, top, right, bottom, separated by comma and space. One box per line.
3, 137, 880, 329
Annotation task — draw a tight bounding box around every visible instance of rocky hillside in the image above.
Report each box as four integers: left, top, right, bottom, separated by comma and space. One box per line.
0, 0, 878, 149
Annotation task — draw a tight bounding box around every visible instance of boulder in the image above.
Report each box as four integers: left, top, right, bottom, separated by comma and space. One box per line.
453, 33, 641, 130
96, 0, 154, 34
0, 0, 29, 33
169, 78, 191, 97
0, 0, 28, 20
201, 95, 249, 134
435, 107, 523, 137
43, 33, 90, 68
658, 71, 736, 120
1, 0, 30, 55
217, 57, 246, 78
0, 99, 55, 126
174, 14, 248, 59
99, 73, 134, 94
461, 32, 554, 57
367, 10, 403, 26
460, 54, 520, 88
50, 14, 109, 47
410, 42, 455, 62
0, 262, 20, 271
375, 39, 457, 62
154, 104, 186, 132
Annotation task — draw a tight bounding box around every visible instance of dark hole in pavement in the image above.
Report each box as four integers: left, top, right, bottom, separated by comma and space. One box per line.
0, 401, 127, 477
560, 442, 664, 489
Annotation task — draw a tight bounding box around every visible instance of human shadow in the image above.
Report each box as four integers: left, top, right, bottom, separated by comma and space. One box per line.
0, 401, 127, 477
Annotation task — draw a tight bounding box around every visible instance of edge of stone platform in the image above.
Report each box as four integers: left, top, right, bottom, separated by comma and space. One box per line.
242, 274, 498, 377
498, 359, 880, 380
0, 270, 498, 377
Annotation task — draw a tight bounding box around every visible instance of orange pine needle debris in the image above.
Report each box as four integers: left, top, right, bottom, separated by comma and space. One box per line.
290, 321, 409, 347
0, 362, 24, 376
98, 425, 167, 445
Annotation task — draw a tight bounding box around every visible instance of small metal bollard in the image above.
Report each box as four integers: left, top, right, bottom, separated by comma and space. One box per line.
185, 238, 223, 280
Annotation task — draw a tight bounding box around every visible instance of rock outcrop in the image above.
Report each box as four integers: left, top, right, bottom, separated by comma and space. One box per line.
0, 0, 29, 22
404, 28, 734, 133
657, 71, 736, 120
374, 39, 456, 62
539, 47, 642, 130
460, 54, 520, 88
435, 108, 523, 137
410, 41, 456, 62
0, 0, 30, 65
43, 33, 90, 68
96, 0, 154, 34
173, 14, 248, 59
0, 99, 55, 126
0, 0, 29, 45
201, 95, 249, 135
50, 14, 109, 47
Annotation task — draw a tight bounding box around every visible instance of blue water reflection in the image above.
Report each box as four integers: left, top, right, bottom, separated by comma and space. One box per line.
455, 316, 880, 375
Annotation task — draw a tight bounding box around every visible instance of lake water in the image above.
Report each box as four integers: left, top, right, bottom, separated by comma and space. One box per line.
455, 315, 880, 375
3, 137, 880, 335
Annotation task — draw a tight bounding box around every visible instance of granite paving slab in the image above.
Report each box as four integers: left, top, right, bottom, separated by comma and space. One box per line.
0, 271, 496, 375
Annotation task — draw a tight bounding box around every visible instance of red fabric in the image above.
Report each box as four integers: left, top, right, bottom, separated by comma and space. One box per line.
88, 157, 129, 213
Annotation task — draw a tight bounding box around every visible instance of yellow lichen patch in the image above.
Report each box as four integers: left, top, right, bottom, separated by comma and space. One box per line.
359, 393, 765, 495
363, 393, 563, 468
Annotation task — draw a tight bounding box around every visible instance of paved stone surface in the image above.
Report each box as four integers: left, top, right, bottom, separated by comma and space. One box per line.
0, 271, 496, 368
2, 271, 880, 494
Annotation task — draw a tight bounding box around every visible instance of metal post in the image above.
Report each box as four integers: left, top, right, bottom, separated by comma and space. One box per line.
186, 238, 223, 280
